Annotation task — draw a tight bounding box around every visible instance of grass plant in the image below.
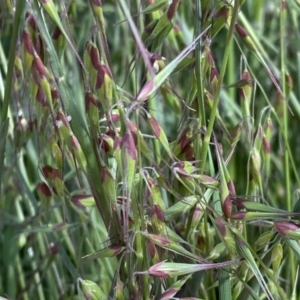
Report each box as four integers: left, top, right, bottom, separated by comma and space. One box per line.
1, 0, 300, 299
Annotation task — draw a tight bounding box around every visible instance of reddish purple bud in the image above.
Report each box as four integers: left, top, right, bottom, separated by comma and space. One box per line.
109, 245, 125, 256
71, 194, 95, 207
150, 205, 165, 222
147, 240, 157, 259
127, 120, 138, 145
99, 134, 114, 154
159, 288, 179, 300
36, 182, 52, 197
227, 180, 236, 195
21, 30, 35, 55
56, 111, 70, 128
113, 135, 122, 151
110, 112, 120, 122
148, 261, 170, 278
26, 13, 38, 32
72, 195, 90, 207
147, 234, 170, 246
88, 44, 101, 69
215, 217, 226, 238
42, 165, 53, 179
235, 23, 249, 38
222, 194, 232, 219
262, 137, 271, 153
51, 88, 59, 99
42, 165, 62, 181
231, 211, 247, 220
52, 26, 63, 40
149, 52, 165, 73
149, 53, 163, 64
210, 66, 219, 82
33, 55, 47, 78
70, 135, 80, 150
85, 92, 98, 111
274, 222, 300, 237
36, 86, 48, 107
136, 79, 154, 102
167, 0, 180, 20
121, 131, 137, 160
177, 128, 195, 161
96, 64, 112, 90
178, 128, 191, 149
241, 69, 252, 82
231, 197, 247, 209
148, 116, 161, 138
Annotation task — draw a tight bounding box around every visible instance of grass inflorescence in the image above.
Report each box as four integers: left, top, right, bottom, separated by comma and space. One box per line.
1, 0, 300, 299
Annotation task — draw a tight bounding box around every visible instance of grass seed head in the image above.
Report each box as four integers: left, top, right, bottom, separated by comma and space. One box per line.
210, 65, 219, 95
250, 148, 261, 184
147, 240, 159, 262
71, 194, 96, 207
79, 279, 107, 300
271, 243, 282, 273
239, 69, 252, 101
36, 182, 52, 206
274, 221, 300, 239
85, 92, 99, 128
235, 23, 256, 52
52, 26, 67, 58
167, 0, 180, 21
255, 231, 273, 248
95, 64, 114, 111
207, 242, 226, 260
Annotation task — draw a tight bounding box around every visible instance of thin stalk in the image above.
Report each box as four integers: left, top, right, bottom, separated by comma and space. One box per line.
218, 252, 232, 300
280, 0, 295, 290
135, 109, 150, 300
200, 0, 240, 168
148, 96, 162, 164
194, 0, 206, 125
15, 254, 29, 300
226, 41, 235, 101
194, 0, 205, 172
1, 0, 24, 124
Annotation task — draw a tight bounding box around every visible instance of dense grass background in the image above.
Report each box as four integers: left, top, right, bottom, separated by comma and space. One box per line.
1, 0, 300, 299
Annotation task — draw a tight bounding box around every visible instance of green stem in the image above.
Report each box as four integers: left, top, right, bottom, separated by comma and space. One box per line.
1, 0, 24, 123
135, 109, 150, 300
194, 0, 206, 169
195, 0, 205, 126
280, 0, 295, 291
200, 0, 240, 168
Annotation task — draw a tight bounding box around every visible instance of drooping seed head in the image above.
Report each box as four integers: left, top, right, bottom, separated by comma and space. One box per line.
274, 221, 300, 239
